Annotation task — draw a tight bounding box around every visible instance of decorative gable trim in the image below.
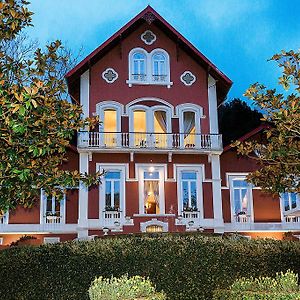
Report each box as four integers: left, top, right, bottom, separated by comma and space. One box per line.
102, 68, 118, 83
180, 71, 196, 86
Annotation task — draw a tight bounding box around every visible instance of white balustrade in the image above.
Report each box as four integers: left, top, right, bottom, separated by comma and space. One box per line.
285, 216, 300, 223
102, 211, 122, 227
45, 215, 62, 224
78, 132, 222, 151
182, 211, 200, 220
235, 214, 250, 223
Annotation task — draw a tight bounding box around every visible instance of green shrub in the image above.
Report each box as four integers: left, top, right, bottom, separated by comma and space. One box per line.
88, 275, 166, 300
213, 270, 300, 299
0, 234, 299, 299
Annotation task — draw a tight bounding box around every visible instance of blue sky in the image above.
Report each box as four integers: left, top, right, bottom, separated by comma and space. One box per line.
27, 0, 300, 103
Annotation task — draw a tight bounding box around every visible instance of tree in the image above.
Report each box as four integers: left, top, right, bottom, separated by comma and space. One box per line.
218, 98, 263, 146
0, 0, 100, 212
234, 50, 300, 194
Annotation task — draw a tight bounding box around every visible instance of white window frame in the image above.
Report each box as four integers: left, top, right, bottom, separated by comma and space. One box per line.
40, 190, 66, 225
176, 165, 204, 218
177, 103, 203, 148
128, 104, 172, 148
137, 165, 166, 215
0, 210, 9, 225
280, 192, 300, 215
127, 48, 172, 87
228, 175, 254, 223
0, 237, 3, 245
98, 164, 126, 218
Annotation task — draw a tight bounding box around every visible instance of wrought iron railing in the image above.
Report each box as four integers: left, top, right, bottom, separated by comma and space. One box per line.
78, 132, 222, 151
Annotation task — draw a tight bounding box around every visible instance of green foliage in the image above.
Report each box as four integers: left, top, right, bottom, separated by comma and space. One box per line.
89, 275, 166, 300
213, 270, 300, 299
235, 50, 300, 194
0, 0, 101, 210
0, 235, 299, 300
219, 98, 263, 146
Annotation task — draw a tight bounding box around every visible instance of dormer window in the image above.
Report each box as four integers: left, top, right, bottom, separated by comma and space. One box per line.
152, 52, 167, 82
132, 52, 147, 81
127, 48, 172, 87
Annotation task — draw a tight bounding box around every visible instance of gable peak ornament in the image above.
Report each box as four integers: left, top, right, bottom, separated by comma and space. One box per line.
142, 12, 156, 24
141, 30, 156, 45
102, 68, 118, 84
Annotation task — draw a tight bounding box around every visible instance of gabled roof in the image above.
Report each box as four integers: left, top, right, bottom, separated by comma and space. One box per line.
65, 5, 232, 102
223, 123, 270, 153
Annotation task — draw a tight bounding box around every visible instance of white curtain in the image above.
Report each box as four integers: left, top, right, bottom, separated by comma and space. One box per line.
152, 181, 160, 208
183, 111, 195, 137
154, 111, 167, 133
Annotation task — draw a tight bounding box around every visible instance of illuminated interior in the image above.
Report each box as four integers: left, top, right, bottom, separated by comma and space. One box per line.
144, 171, 160, 214
104, 109, 117, 132
133, 110, 147, 146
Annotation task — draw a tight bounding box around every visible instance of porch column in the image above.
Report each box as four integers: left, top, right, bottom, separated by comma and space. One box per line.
208, 75, 218, 134
77, 153, 89, 239
210, 154, 224, 233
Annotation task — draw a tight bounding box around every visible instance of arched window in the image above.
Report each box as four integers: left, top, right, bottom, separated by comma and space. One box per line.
132, 52, 147, 81
127, 48, 172, 87
152, 53, 166, 82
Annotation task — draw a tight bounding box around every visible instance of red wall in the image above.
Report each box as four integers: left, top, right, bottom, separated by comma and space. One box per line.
89, 22, 210, 133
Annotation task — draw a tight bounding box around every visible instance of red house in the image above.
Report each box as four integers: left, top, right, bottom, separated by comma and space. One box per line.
0, 6, 299, 245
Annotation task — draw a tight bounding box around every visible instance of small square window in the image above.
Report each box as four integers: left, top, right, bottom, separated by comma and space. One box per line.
44, 237, 60, 244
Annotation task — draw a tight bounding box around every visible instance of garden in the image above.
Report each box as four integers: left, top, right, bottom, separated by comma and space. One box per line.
0, 234, 299, 299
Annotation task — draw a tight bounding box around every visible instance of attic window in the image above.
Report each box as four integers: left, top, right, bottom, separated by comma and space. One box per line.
141, 30, 156, 45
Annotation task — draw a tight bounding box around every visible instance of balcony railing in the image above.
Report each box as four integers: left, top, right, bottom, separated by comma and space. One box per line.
44, 215, 62, 224
152, 74, 167, 82
102, 210, 122, 227
78, 132, 222, 151
285, 216, 300, 223
182, 211, 200, 220
234, 214, 251, 223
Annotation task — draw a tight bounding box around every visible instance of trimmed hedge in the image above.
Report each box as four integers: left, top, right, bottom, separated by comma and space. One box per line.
89, 275, 166, 300
0, 234, 299, 299
213, 270, 300, 299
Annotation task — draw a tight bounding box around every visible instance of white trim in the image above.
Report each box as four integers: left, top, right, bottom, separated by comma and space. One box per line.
180, 70, 196, 86
208, 75, 218, 134
102, 68, 118, 84
141, 30, 157, 45
176, 165, 204, 219
80, 70, 89, 119
125, 97, 175, 117
0, 210, 9, 225
0, 237, 3, 245
136, 164, 166, 215
43, 237, 60, 244
97, 164, 127, 220
140, 219, 168, 232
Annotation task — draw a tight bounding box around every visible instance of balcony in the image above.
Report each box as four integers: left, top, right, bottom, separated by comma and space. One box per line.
77, 132, 222, 153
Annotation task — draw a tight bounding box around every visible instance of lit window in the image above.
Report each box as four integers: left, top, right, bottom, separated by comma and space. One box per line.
229, 177, 252, 223
144, 170, 160, 214
181, 172, 198, 211
183, 111, 196, 147
104, 171, 121, 211
146, 225, 163, 233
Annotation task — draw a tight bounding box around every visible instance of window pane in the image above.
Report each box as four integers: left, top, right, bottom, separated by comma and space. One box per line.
133, 53, 145, 60
144, 171, 159, 179
241, 189, 248, 213
55, 198, 60, 214
46, 198, 52, 213
234, 189, 241, 214
233, 180, 248, 188
104, 109, 117, 132
182, 181, 189, 208
140, 60, 145, 74
291, 193, 297, 209
105, 181, 112, 207
105, 171, 120, 179
190, 181, 197, 208
133, 60, 138, 74
283, 193, 290, 211
182, 172, 197, 180
114, 181, 120, 209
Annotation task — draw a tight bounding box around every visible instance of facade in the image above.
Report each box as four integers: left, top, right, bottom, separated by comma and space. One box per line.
0, 6, 299, 245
